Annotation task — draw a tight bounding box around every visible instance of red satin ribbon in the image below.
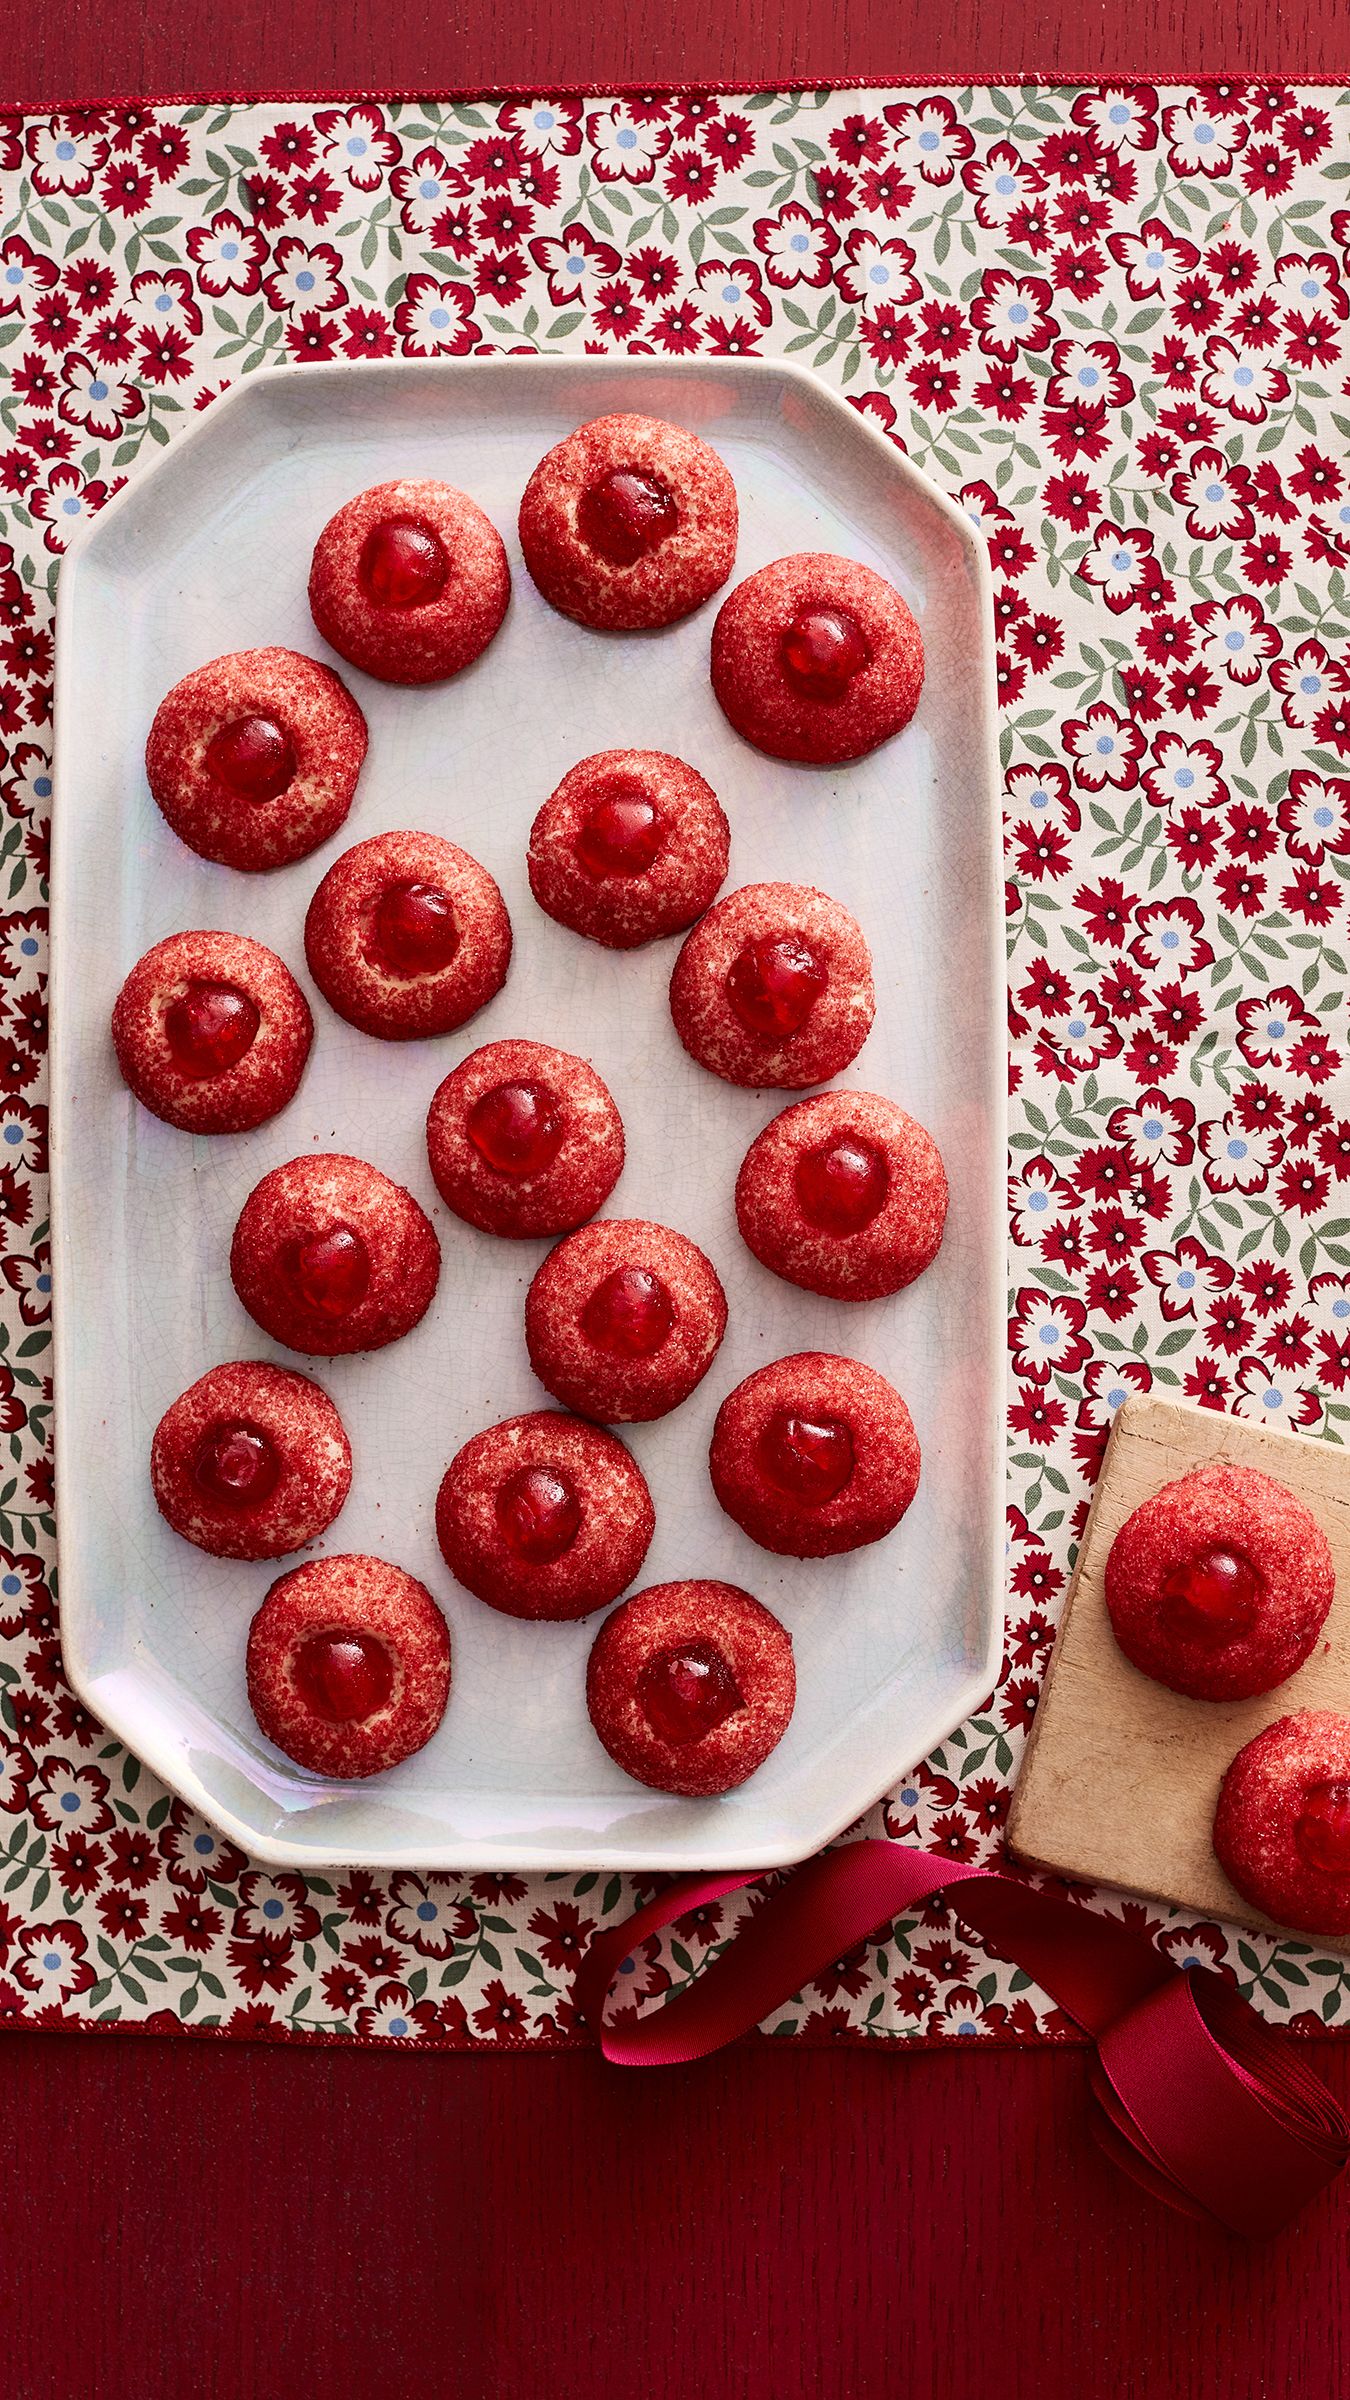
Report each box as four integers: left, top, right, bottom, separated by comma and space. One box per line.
578, 1842, 1350, 2238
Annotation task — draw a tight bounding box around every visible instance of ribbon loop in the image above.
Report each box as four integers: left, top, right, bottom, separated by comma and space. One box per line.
580, 1840, 1350, 2237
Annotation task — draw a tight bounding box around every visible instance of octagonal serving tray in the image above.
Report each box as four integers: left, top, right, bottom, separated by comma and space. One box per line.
51, 355, 1003, 1871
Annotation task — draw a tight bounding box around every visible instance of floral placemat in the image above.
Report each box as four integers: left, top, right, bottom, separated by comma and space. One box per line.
3, 83, 1350, 2047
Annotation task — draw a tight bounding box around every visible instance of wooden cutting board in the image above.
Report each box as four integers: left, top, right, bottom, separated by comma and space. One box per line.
1007, 1391, 1350, 1957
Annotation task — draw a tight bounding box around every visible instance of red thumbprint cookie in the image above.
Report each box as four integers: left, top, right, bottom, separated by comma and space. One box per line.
247, 1554, 451, 1778
526, 1218, 727, 1423
709, 1352, 920, 1559
426, 1039, 623, 1238
518, 413, 737, 631
1214, 1711, 1350, 1937
435, 1410, 654, 1621
230, 1152, 440, 1356
586, 1580, 795, 1797
304, 829, 512, 1041
1104, 1461, 1334, 1702
736, 1090, 948, 1301
670, 882, 874, 1090
528, 749, 730, 950
145, 647, 367, 870
112, 929, 312, 1134
308, 478, 510, 684
151, 1360, 351, 1561
711, 552, 923, 764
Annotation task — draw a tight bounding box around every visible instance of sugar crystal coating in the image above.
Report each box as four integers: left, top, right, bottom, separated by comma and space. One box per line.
112, 928, 312, 1135
519, 414, 737, 631
1105, 1461, 1334, 1701
247, 1554, 451, 1778
586, 1579, 795, 1795
145, 646, 367, 870
309, 478, 509, 684
711, 552, 923, 765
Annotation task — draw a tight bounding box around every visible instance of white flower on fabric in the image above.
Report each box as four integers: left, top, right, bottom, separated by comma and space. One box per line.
499, 98, 583, 157
1078, 524, 1153, 606
59, 356, 140, 441
1308, 1274, 1350, 1343
1232, 1358, 1317, 1429
754, 202, 838, 290
1200, 338, 1288, 424
1193, 596, 1280, 687
885, 97, 972, 186
1143, 1242, 1230, 1321
317, 104, 400, 192
264, 238, 345, 314
1199, 1114, 1282, 1193
185, 211, 266, 298
1164, 97, 1246, 178
30, 1759, 113, 1836
837, 231, 919, 310
587, 104, 671, 184
1074, 86, 1156, 152
1170, 449, 1252, 540
391, 146, 462, 235
1144, 733, 1225, 810
1009, 1157, 1074, 1246
26, 117, 102, 195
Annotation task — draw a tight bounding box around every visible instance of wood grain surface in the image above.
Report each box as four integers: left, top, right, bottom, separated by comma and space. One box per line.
2, 2027, 1348, 2400
1010, 1394, 1350, 1951
10, 0, 1350, 105
8, 18, 1350, 2399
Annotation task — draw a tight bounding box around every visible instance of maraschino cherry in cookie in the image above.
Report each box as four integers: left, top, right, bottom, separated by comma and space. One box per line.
247, 1554, 451, 1778
230, 1152, 440, 1356
426, 1039, 623, 1238
670, 882, 875, 1090
112, 929, 313, 1134
145, 647, 367, 870
151, 1360, 351, 1561
304, 829, 512, 1041
308, 478, 510, 684
710, 1352, 920, 1559
527, 749, 730, 950
1104, 1462, 1333, 1702
711, 552, 923, 764
518, 413, 737, 631
1214, 1711, 1350, 1936
736, 1091, 948, 1301
586, 1580, 795, 1797
526, 1218, 727, 1423
435, 1410, 654, 1621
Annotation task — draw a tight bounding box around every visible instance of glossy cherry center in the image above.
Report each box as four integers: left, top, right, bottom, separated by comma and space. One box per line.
576, 789, 666, 879
794, 1135, 890, 1234
466, 1081, 564, 1179
293, 1631, 395, 1724
726, 934, 828, 1040
757, 1409, 856, 1504
163, 980, 260, 1078
357, 518, 450, 609
1160, 1546, 1262, 1644
494, 1464, 582, 1565
191, 1422, 280, 1510
1295, 1781, 1350, 1877
204, 714, 297, 802
581, 1266, 675, 1359
285, 1223, 372, 1320
638, 1640, 744, 1747
370, 880, 460, 977
780, 607, 870, 702
577, 468, 678, 566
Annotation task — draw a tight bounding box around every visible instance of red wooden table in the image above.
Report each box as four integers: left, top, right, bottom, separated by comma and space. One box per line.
10, 13, 1350, 2397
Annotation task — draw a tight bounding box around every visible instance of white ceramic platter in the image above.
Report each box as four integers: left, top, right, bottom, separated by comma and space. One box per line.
52, 356, 1003, 1872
